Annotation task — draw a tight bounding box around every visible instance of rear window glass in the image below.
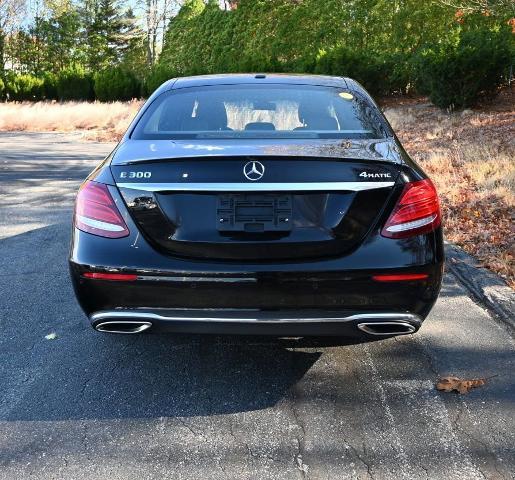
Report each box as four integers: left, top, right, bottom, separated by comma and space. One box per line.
131, 84, 389, 140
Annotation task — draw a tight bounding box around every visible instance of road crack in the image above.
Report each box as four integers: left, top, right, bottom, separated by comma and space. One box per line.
288, 385, 310, 479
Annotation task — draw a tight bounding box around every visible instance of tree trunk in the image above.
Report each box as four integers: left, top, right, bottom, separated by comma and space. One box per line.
0, 29, 5, 74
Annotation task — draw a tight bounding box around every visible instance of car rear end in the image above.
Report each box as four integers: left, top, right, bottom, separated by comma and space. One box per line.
69, 75, 443, 338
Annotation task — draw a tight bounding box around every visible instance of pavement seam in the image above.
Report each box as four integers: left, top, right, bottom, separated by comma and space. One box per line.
362, 345, 414, 479
289, 392, 309, 480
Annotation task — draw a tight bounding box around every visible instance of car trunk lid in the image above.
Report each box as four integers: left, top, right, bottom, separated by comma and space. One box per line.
112, 155, 401, 261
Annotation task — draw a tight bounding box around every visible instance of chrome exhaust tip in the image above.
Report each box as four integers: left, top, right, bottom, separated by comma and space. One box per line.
357, 321, 416, 336
94, 320, 152, 334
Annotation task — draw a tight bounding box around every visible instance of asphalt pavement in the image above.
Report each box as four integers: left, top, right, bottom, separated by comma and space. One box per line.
0, 132, 513, 480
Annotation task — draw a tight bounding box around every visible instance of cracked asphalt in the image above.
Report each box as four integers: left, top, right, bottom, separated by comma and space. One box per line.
0, 132, 514, 480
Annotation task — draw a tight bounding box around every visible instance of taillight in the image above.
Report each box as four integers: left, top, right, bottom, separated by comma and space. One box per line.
381, 179, 441, 239
372, 273, 429, 282
75, 181, 129, 238
83, 272, 137, 281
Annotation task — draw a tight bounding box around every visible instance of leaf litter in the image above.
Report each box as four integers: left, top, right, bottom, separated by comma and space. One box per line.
436, 375, 497, 394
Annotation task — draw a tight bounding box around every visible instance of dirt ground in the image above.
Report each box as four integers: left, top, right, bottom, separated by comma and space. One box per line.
382, 88, 514, 287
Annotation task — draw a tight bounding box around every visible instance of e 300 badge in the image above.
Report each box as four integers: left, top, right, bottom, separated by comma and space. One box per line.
120, 171, 152, 179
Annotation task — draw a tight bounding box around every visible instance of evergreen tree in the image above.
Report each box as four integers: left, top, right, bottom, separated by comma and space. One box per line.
83, 0, 138, 70
119, 8, 147, 80
38, 8, 83, 72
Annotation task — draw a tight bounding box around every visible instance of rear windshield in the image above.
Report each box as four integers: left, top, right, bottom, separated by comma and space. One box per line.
131, 84, 389, 140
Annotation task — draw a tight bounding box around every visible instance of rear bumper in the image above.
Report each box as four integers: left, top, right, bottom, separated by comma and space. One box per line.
89, 309, 422, 337
71, 263, 442, 317
69, 223, 444, 336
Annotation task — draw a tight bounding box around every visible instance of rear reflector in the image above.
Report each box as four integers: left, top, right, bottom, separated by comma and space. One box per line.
75, 181, 129, 238
83, 272, 137, 281
381, 179, 441, 239
372, 273, 429, 282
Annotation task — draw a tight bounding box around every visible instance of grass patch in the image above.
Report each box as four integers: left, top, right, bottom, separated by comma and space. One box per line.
0, 100, 143, 141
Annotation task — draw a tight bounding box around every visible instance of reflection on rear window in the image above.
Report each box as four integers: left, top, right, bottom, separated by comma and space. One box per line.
132, 84, 389, 140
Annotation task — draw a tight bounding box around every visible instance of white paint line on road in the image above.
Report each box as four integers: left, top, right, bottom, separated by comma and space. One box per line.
363, 346, 485, 480
383, 379, 484, 479
363, 345, 418, 479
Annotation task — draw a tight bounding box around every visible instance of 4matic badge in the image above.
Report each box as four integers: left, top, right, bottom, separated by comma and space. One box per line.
359, 171, 392, 179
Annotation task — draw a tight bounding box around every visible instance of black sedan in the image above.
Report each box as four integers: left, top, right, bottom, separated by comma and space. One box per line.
69, 74, 443, 338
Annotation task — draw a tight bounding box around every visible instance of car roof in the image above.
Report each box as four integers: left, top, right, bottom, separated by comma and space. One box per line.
168, 73, 349, 90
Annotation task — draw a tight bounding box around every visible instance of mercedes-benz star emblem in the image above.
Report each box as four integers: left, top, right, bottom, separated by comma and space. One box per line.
243, 161, 265, 181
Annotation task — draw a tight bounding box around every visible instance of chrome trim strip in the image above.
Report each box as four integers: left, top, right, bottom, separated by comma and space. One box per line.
385, 214, 437, 233
117, 181, 395, 193
95, 320, 152, 334
357, 321, 417, 336
91, 311, 421, 325
137, 275, 257, 283
76, 215, 126, 232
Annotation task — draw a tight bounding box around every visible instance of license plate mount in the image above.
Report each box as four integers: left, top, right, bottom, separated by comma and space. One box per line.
217, 194, 293, 232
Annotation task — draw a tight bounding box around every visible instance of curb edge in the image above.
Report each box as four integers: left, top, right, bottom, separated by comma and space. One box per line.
445, 243, 514, 333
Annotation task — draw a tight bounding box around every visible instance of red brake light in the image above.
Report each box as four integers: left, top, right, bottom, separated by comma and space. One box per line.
75, 181, 129, 238
372, 273, 429, 282
83, 272, 137, 281
381, 179, 441, 239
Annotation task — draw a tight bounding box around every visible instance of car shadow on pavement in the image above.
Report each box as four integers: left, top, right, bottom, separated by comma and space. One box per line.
1, 224, 512, 425
0, 226, 333, 420
4, 330, 328, 420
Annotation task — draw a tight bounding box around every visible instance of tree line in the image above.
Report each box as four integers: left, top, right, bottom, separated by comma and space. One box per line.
0, 0, 513, 108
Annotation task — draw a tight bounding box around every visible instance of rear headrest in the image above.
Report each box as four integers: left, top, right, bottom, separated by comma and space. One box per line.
298, 102, 330, 124
158, 104, 184, 131
244, 122, 276, 131
195, 100, 228, 130
297, 102, 338, 130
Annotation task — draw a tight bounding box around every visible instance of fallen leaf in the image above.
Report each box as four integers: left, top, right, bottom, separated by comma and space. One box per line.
45, 332, 58, 340
436, 376, 486, 394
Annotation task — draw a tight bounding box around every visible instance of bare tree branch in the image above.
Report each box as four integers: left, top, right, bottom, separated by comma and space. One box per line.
435, 0, 515, 15
141, 0, 182, 66
0, 0, 26, 31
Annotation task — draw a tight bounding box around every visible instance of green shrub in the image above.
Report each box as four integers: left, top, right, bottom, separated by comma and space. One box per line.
143, 64, 176, 96
414, 27, 513, 109
314, 48, 375, 91
409, 52, 432, 96
381, 53, 413, 95
94, 67, 140, 101
56, 66, 94, 101
0, 77, 4, 99
5, 74, 45, 101
42, 72, 59, 100
313, 48, 411, 96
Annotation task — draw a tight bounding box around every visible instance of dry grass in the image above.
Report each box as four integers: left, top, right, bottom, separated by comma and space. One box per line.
0, 100, 143, 141
384, 89, 515, 287
225, 101, 302, 130
1, 93, 513, 286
